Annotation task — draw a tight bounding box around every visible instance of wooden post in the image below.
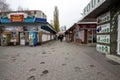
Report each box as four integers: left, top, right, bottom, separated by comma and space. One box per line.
39, 32, 42, 44
25, 32, 28, 45
16, 31, 19, 45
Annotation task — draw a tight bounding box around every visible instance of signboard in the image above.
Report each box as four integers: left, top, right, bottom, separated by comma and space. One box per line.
10, 14, 24, 22
96, 44, 110, 54
97, 23, 110, 33
97, 11, 110, 23
0, 11, 47, 23
4, 26, 18, 31
83, 0, 106, 16
97, 35, 110, 44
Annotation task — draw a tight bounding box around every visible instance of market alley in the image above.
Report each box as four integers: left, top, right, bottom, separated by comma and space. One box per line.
0, 41, 120, 80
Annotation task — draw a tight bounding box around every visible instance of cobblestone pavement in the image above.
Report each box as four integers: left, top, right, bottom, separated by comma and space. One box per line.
0, 41, 120, 80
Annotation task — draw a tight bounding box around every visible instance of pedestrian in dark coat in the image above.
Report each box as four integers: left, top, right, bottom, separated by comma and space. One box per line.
59, 35, 64, 42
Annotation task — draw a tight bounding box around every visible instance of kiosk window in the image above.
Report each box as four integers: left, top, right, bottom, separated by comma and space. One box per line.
11, 32, 16, 38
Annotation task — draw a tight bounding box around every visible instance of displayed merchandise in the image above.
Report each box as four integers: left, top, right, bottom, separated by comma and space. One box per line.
20, 32, 25, 45
1, 34, 10, 46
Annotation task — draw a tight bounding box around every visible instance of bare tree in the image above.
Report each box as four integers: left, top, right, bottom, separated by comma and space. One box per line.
0, 0, 11, 12
17, 6, 29, 11
17, 6, 24, 11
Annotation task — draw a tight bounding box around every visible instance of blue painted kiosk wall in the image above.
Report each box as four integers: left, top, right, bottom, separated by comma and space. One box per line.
28, 31, 38, 46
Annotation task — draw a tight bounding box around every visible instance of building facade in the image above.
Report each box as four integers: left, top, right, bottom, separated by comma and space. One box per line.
65, 18, 97, 45
82, 0, 120, 62
75, 22, 97, 44
0, 10, 56, 46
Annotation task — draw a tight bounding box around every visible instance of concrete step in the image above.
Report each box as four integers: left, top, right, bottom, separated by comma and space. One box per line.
106, 55, 120, 64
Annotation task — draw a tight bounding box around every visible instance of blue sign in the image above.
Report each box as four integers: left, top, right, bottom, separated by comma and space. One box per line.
1, 18, 10, 23
0, 16, 47, 23
24, 18, 35, 23
35, 18, 47, 23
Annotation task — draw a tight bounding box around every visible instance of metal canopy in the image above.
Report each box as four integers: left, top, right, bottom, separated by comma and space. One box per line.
83, 0, 120, 19
0, 22, 56, 34
0, 22, 46, 26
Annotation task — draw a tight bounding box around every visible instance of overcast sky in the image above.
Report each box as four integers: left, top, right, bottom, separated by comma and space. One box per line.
6, 0, 90, 29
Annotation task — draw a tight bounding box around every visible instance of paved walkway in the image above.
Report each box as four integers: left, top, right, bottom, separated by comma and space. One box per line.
0, 41, 120, 80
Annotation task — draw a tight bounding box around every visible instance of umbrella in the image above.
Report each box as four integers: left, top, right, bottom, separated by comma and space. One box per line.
57, 32, 64, 36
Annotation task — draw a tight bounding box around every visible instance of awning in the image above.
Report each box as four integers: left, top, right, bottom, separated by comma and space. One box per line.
83, 0, 120, 19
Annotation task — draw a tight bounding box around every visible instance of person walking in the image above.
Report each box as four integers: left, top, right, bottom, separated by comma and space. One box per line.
59, 35, 64, 42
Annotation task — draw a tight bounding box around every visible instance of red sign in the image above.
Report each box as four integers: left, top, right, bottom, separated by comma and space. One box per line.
10, 14, 24, 22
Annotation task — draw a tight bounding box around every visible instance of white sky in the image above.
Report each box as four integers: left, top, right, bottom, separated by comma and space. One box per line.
6, 0, 90, 29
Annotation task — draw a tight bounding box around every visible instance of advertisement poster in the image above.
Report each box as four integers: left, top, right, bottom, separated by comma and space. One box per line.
97, 23, 110, 33
97, 11, 110, 23
29, 32, 34, 46
10, 14, 24, 22
97, 35, 110, 44
96, 44, 110, 54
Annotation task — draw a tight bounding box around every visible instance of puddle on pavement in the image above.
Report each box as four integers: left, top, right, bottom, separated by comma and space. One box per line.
74, 66, 82, 72
40, 62, 45, 64
89, 64, 95, 67
40, 70, 49, 76
62, 63, 67, 66
27, 76, 35, 80
97, 72, 102, 75
42, 51, 46, 54
11, 56, 15, 58
29, 68, 36, 72
12, 58, 16, 61
11, 57, 16, 62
